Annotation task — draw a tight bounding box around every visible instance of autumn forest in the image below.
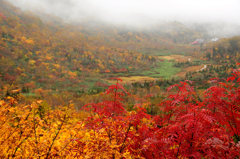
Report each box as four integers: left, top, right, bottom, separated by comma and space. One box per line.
0, 0, 240, 158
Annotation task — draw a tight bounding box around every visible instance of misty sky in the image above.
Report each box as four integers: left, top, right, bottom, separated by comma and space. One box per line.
6, 0, 240, 26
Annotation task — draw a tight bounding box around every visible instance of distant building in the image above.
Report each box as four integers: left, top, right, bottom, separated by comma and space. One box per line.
211, 37, 219, 42
191, 39, 204, 45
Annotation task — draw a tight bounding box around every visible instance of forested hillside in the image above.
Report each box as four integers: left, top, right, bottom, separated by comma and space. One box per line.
205, 36, 240, 62
0, 0, 159, 92
0, 0, 206, 95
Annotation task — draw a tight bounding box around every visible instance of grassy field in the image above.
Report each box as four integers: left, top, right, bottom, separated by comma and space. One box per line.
112, 60, 182, 79
104, 54, 195, 84
100, 52, 206, 87
141, 60, 181, 78
105, 60, 181, 84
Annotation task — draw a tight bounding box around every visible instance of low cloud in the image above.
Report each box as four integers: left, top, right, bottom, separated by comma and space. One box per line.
6, 0, 240, 27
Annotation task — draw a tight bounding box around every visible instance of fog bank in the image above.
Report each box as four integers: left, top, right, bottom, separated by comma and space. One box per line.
6, 0, 240, 27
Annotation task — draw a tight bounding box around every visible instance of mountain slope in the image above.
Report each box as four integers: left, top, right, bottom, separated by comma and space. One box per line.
0, 0, 158, 93
0, 0, 210, 94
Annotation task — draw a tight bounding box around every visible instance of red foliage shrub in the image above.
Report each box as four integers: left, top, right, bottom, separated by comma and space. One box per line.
84, 69, 240, 158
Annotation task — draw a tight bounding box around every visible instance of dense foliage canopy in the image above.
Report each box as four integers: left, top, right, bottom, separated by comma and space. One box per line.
1, 70, 240, 158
